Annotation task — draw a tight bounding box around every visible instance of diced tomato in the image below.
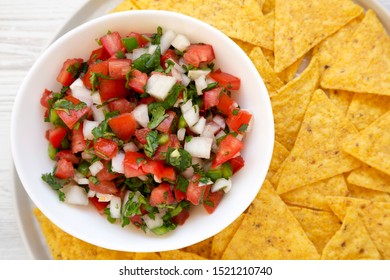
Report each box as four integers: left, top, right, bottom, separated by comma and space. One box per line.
71, 124, 86, 154
134, 128, 151, 145
54, 158, 74, 179
94, 138, 118, 160
229, 155, 245, 174
108, 59, 131, 79
96, 160, 119, 181
173, 185, 186, 202
209, 71, 241, 90
161, 49, 179, 69
162, 166, 177, 183
130, 214, 143, 227
156, 110, 177, 134
152, 134, 180, 161
47, 127, 68, 149
149, 182, 175, 207
55, 150, 79, 164
203, 189, 224, 214
55, 96, 90, 129
183, 44, 215, 67
108, 113, 137, 142
89, 196, 109, 214
140, 96, 156, 105
127, 69, 148, 94
56, 58, 84, 87
226, 109, 252, 134
217, 93, 237, 116
89, 180, 118, 194
108, 98, 135, 114
88, 47, 110, 65
99, 79, 129, 102
100, 31, 125, 57
40, 89, 53, 109
126, 32, 150, 48
172, 209, 190, 226
186, 174, 211, 206
212, 134, 244, 168
141, 160, 164, 181
82, 60, 109, 90
203, 87, 224, 110
123, 151, 147, 178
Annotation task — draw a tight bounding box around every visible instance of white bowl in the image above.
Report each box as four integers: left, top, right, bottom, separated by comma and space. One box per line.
11, 10, 274, 252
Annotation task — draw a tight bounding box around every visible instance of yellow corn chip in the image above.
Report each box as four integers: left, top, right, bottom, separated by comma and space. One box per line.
289, 206, 341, 254
281, 175, 348, 211
347, 165, 390, 193
277, 89, 361, 194
321, 207, 381, 260
222, 180, 320, 259
160, 250, 206, 260
210, 214, 245, 260
342, 111, 390, 176
266, 140, 290, 182
181, 237, 213, 259
110, 0, 139, 13
274, 0, 363, 72
326, 196, 390, 259
347, 92, 390, 131
271, 57, 320, 150
278, 56, 304, 84
347, 184, 390, 203
321, 10, 390, 96
262, 0, 275, 15
328, 90, 355, 116
232, 38, 255, 55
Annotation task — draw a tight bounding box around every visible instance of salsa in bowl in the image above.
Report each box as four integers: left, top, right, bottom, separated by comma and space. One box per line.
11, 10, 274, 252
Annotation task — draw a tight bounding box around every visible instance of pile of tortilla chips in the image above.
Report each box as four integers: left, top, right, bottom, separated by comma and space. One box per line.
34, 0, 390, 260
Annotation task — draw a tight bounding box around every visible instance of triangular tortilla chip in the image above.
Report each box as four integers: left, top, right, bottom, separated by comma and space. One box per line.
266, 140, 290, 182
347, 92, 390, 131
276, 89, 361, 194
262, 0, 275, 15
110, 0, 139, 13
326, 196, 390, 259
328, 90, 355, 116
289, 206, 341, 254
347, 165, 390, 193
181, 236, 213, 259
274, 0, 363, 72
342, 111, 390, 176
321, 10, 390, 96
347, 184, 390, 203
281, 175, 348, 211
321, 207, 381, 260
222, 181, 320, 259
271, 57, 320, 150
160, 250, 207, 260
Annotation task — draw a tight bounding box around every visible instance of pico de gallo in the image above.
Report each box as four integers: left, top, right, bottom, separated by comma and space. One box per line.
40, 27, 253, 235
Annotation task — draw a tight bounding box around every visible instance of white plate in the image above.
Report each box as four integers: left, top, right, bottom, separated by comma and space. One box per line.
13, 0, 390, 260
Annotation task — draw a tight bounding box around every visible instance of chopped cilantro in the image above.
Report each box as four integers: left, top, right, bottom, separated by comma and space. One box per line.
238, 123, 249, 132
92, 111, 119, 140
104, 208, 116, 224
144, 130, 159, 158
132, 45, 161, 73
52, 98, 87, 114
150, 26, 163, 45
148, 105, 168, 129
166, 147, 192, 172
202, 82, 219, 93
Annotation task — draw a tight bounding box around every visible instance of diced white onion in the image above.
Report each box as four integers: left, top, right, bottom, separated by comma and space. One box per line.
171, 34, 191, 51
110, 196, 122, 219
200, 121, 220, 138
182, 166, 194, 179
74, 171, 89, 185
91, 104, 106, 123
177, 127, 186, 141
171, 67, 183, 83
213, 115, 226, 130
82, 151, 95, 161
96, 193, 113, 202
125, 53, 133, 60
70, 78, 93, 107
159, 29, 176, 54
180, 99, 193, 113
211, 178, 232, 193
132, 48, 148, 60
184, 137, 213, 159
190, 116, 206, 135
215, 130, 227, 139
146, 74, 177, 101
89, 161, 103, 176
123, 142, 139, 152
61, 184, 89, 205
148, 44, 158, 54
187, 69, 211, 80
111, 152, 125, 174
87, 190, 96, 198
131, 104, 149, 128
195, 75, 207, 96
91, 92, 103, 105
181, 102, 200, 127
83, 120, 99, 140
180, 74, 191, 87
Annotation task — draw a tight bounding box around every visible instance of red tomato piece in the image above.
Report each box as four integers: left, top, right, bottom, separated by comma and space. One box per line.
156, 110, 177, 134
54, 158, 74, 179
140, 96, 156, 105
56, 58, 84, 87
100, 31, 125, 57
89, 196, 109, 214
149, 183, 175, 207
212, 134, 244, 168
82, 60, 109, 90
94, 138, 118, 160
108, 113, 137, 142
203, 189, 224, 214
209, 71, 241, 90
142, 160, 164, 181
99, 79, 129, 102
123, 151, 147, 178
162, 166, 177, 183
130, 214, 143, 227
172, 209, 190, 226
229, 155, 245, 174
96, 160, 119, 181
108, 59, 131, 79
134, 128, 151, 145
217, 93, 237, 116
183, 44, 215, 67
40, 89, 53, 109
55, 150, 79, 165
203, 87, 224, 110
186, 174, 211, 206
89, 180, 118, 194
108, 98, 135, 114
173, 185, 186, 202
152, 134, 180, 161
161, 49, 179, 69
88, 47, 110, 65
47, 126, 68, 149
226, 109, 252, 134
71, 124, 86, 154
127, 69, 148, 94
127, 32, 150, 48
55, 96, 90, 129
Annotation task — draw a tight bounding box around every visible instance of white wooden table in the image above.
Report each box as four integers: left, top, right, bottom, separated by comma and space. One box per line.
1, 0, 389, 260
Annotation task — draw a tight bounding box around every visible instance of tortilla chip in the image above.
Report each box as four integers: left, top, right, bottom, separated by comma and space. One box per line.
347, 184, 390, 203
347, 165, 390, 193
181, 237, 213, 259
289, 206, 342, 254
281, 175, 348, 211
249, 47, 284, 94
321, 10, 390, 96
321, 207, 381, 260
160, 250, 206, 260
262, 0, 275, 15
278, 56, 305, 84
110, 0, 139, 13
328, 90, 355, 116
274, 0, 363, 72
276, 89, 361, 194
342, 111, 390, 176
232, 38, 255, 55
271, 57, 320, 150
222, 180, 320, 259
347, 92, 390, 131
210, 214, 245, 259
266, 140, 290, 182
326, 196, 390, 259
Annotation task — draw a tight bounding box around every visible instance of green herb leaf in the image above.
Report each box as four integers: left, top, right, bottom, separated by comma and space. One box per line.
151, 26, 163, 45
132, 45, 162, 74
144, 130, 159, 158
238, 123, 248, 132
92, 111, 119, 140
166, 147, 192, 172
41, 173, 69, 191
176, 175, 189, 193
148, 105, 168, 129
